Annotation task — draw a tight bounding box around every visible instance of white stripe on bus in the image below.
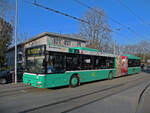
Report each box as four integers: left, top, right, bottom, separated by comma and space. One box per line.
24, 73, 45, 76
24, 67, 140, 76
66, 68, 116, 73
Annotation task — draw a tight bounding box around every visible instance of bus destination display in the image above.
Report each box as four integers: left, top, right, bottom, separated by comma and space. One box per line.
26, 46, 44, 56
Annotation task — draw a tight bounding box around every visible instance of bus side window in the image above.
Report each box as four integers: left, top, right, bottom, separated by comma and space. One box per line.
94, 57, 99, 69
106, 57, 114, 69
79, 55, 84, 70
99, 56, 106, 69
72, 56, 79, 70
83, 56, 93, 70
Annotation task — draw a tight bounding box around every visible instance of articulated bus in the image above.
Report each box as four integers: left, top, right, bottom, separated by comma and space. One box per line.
23, 45, 141, 88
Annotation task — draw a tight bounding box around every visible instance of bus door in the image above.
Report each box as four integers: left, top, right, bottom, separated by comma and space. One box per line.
121, 56, 128, 75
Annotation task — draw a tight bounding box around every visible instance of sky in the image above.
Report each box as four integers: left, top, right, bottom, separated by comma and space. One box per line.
17, 0, 150, 45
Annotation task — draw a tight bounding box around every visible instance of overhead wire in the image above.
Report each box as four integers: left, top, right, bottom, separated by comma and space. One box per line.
116, 0, 150, 27
115, 0, 150, 41
73, 0, 145, 39
72, 0, 137, 44
22, 0, 142, 53
23, 0, 146, 41
23, 0, 89, 24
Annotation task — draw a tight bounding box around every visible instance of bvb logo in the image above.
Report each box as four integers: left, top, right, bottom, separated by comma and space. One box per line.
91, 72, 95, 76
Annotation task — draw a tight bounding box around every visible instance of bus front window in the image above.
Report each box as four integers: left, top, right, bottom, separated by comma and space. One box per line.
25, 56, 45, 74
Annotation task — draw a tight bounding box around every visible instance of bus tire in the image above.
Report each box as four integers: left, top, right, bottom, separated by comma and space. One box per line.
69, 74, 80, 87
108, 71, 113, 80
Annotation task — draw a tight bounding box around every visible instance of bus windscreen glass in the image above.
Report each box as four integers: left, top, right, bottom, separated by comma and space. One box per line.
25, 46, 45, 74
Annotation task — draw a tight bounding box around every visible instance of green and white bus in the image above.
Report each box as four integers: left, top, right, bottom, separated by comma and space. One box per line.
23, 45, 141, 88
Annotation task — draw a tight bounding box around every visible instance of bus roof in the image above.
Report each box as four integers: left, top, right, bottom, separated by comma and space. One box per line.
69, 47, 116, 57
123, 54, 141, 60
70, 47, 99, 52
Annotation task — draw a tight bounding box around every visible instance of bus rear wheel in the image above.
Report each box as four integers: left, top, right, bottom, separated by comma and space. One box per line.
70, 75, 80, 87
108, 72, 113, 80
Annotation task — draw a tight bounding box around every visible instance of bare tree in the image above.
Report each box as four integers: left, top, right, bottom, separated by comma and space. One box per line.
101, 38, 114, 53
18, 32, 30, 44
119, 40, 150, 63
0, 0, 15, 23
79, 7, 112, 51
135, 40, 150, 62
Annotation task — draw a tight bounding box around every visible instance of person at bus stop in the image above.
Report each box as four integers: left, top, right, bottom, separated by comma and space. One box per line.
47, 60, 55, 73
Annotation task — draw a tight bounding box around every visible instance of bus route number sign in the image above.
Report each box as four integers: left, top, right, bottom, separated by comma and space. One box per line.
26, 47, 44, 56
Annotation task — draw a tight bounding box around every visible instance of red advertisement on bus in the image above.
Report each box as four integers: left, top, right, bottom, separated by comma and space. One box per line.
121, 56, 128, 75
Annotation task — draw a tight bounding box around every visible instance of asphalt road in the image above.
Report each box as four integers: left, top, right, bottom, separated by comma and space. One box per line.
0, 71, 150, 113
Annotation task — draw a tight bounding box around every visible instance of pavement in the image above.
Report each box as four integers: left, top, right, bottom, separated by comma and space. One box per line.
0, 82, 32, 93
0, 72, 150, 113
68, 76, 150, 113
136, 82, 150, 113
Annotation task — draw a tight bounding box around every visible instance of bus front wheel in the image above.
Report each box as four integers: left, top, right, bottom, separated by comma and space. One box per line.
69, 75, 80, 87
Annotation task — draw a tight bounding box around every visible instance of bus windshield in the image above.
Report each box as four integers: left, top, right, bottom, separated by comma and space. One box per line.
25, 45, 45, 74
25, 55, 45, 74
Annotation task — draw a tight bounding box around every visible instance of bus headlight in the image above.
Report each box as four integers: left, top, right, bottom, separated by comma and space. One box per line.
37, 81, 41, 84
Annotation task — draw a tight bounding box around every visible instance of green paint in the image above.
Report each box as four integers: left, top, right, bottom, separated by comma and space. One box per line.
123, 54, 140, 60
48, 40, 50, 46
128, 67, 141, 75
69, 47, 99, 53
23, 60, 140, 88
23, 69, 116, 88
23, 73, 45, 88
23, 46, 141, 88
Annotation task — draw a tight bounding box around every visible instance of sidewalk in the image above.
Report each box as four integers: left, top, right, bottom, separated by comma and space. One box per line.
0, 82, 32, 93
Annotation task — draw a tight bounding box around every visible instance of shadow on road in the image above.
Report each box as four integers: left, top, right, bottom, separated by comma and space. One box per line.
141, 69, 150, 74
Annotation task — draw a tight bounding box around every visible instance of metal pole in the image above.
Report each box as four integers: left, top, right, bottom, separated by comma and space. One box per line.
15, 0, 18, 84
118, 45, 120, 55
114, 40, 116, 55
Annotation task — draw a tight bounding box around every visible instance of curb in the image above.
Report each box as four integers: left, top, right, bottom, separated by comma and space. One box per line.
0, 82, 32, 93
